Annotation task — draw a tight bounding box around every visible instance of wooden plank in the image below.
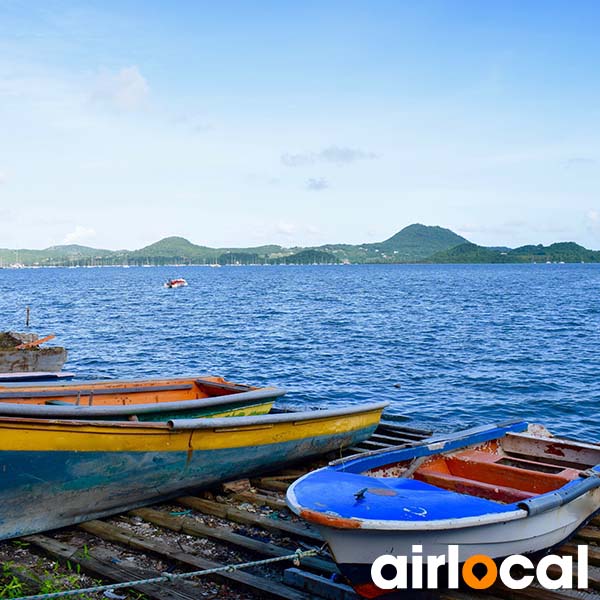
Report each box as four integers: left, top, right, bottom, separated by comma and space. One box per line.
261, 474, 303, 482
22, 534, 199, 600
561, 542, 600, 567
78, 519, 312, 600
15, 334, 55, 349
274, 468, 310, 478
354, 440, 392, 450
368, 432, 418, 445
232, 490, 288, 511
377, 423, 432, 437
176, 496, 323, 542
131, 507, 337, 575
283, 568, 359, 600
345, 447, 369, 455
575, 526, 600, 544
222, 479, 253, 494
379, 434, 429, 444
251, 478, 291, 492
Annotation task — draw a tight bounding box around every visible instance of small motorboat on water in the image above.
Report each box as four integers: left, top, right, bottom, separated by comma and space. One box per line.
164, 278, 188, 288
0, 376, 283, 421
0, 401, 387, 540
287, 420, 600, 597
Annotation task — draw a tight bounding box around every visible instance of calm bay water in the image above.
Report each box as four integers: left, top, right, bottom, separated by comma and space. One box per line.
0, 263, 598, 439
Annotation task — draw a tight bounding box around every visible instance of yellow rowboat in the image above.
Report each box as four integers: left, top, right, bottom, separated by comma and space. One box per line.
0, 376, 284, 421
0, 401, 388, 540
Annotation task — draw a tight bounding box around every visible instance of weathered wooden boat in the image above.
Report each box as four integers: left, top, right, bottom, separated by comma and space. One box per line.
0, 376, 283, 421
0, 401, 387, 540
0, 332, 67, 374
287, 420, 600, 597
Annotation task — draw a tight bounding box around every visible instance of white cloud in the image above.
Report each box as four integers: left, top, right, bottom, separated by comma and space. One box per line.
91, 66, 149, 111
564, 157, 597, 169
272, 221, 323, 241
585, 210, 600, 236
306, 177, 329, 191
276, 221, 296, 236
63, 226, 97, 245
282, 146, 378, 167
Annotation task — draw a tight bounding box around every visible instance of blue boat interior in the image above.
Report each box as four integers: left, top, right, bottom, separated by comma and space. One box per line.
291, 469, 520, 522
290, 421, 600, 523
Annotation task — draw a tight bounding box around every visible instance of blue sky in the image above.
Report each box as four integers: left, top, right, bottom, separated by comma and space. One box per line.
1, 1, 599, 250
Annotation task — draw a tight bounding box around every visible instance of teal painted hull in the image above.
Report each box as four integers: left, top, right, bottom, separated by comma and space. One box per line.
0, 426, 375, 540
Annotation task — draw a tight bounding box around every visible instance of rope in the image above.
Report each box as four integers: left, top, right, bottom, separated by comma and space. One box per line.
10, 548, 318, 600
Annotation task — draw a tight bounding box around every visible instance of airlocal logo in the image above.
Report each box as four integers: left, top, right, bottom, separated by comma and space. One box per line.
371, 545, 589, 590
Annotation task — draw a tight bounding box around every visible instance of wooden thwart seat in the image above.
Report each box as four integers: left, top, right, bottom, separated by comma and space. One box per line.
414, 470, 535, 503
414, 448, 581, 503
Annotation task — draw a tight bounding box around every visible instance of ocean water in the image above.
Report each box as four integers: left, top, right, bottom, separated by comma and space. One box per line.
0, 263, 598, 440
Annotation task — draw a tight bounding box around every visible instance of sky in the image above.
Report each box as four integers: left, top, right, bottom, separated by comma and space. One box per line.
1, 0, 600, 250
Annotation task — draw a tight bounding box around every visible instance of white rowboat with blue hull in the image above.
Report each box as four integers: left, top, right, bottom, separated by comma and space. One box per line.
287, 421, 600, 598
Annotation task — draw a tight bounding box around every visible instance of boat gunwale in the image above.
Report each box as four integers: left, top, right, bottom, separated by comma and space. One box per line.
167, 401, 390, 430
292, 502, 528, 531
0, 375, 216, 390
0, 386, 284, 417
0, 373, 253, 398
0, 401, 388, 433
327, 419, 528, 471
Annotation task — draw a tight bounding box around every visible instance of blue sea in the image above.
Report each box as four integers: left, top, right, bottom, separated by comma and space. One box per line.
1, 264, 598, 440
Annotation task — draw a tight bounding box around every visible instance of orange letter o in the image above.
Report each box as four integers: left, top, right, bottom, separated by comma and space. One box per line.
462, 554, 498, 590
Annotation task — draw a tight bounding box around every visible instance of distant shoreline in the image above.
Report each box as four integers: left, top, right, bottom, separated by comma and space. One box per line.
0, 261, 595, 270
1, 224, 598, 267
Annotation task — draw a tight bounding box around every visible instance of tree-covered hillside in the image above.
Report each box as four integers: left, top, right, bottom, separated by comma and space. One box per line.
429, 241, 600, 264
1, 225, 598, 266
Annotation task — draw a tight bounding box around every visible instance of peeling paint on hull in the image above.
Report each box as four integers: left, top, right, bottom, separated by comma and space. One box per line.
0, 403, 386, 540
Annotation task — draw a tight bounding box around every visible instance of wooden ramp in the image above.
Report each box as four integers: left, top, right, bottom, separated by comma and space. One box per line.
3, 421, 599, 600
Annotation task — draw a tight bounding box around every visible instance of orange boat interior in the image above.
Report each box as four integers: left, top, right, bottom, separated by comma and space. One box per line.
367, 432, 600, 504
0, 377, 255, 407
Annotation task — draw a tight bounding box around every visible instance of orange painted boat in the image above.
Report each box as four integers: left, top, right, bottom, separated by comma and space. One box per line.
0, 376, 284, 421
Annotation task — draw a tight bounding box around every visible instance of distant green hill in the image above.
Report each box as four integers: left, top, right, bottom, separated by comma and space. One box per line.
372, 224, 468, 261
428, 243, 509, 263
0, 244, 116, 266
44, 244, 115, 257
1, 225, 598, 266
508, 242, 600, 262
429, 241, 600, 264
312, 224, 467, 263
127, 236, 212, 262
